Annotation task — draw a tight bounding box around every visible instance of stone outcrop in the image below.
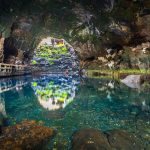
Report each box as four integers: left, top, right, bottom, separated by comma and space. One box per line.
137, 14, 150, 41
0, 36, 4, 63
72, 129, 111, 150
3, 17, 36, 64
106, 130, 144, 150
0, 120, 55, 150
0, 0, 150, 69
72, 129, 145, 150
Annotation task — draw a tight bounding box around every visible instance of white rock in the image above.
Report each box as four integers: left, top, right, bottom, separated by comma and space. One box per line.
121, 75, 141, 89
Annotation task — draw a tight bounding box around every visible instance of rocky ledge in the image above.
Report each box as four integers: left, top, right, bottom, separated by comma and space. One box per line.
0, 120, 55, 150
72, 129, 147, 150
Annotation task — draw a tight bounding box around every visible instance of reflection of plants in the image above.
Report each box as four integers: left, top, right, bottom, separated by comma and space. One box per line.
56, 91, 68, 102
31, 77, 79, 110
32, 82, 38, 87
36, 89, 53, 98
33, 81, 70, 103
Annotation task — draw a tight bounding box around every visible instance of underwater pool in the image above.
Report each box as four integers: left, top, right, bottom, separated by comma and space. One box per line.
0, 75, 150, 149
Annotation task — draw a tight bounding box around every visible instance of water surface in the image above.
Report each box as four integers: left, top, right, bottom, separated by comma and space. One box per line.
0, 75, 150, 149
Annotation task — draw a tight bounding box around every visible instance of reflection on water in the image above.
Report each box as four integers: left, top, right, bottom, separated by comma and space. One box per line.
0, 78, 28, 93
32, 75, 79, 110
0, 76, 150, 149
0, 97, 7, 120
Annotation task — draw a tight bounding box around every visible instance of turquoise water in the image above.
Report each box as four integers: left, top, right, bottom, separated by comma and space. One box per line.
0, 75, 150, 149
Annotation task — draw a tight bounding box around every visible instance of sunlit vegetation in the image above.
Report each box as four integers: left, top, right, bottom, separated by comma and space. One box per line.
32, 80, 73, 103
32, 45, 68, 65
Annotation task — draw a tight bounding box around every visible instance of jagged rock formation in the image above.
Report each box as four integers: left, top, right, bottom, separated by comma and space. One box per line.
0, 0, 150, 69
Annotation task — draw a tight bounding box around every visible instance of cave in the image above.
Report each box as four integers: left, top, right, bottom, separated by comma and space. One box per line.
0, 1, 150, 150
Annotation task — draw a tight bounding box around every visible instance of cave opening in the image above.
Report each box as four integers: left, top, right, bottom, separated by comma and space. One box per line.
31, 36, 79, 75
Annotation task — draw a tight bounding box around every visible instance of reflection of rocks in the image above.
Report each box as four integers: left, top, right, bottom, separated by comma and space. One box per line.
0, 98, 7, 117
0, 98, 7, 129
0, 120, 55, 150
81, 78, 150, 123
72, 129, 145, 150
72, 129, 111, 150
121, 75, 141, 89
121, 74, 150, 89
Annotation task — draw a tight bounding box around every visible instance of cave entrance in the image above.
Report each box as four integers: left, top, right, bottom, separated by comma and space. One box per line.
31, 36, 79, 75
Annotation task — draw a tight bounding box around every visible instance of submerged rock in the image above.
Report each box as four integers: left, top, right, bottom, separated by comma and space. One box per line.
72, 129, 145, 150
0, 120, 55, 150
72, 128, 111, 150
106, 130, 144, 150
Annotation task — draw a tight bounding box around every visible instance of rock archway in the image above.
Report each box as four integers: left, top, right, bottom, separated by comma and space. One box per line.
31, 36, 79, 75
0, 17, 79, 75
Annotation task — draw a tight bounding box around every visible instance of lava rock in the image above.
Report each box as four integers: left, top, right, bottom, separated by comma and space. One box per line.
72, 128, 111, 150
106, 129, 144, 150
137, 14, 150, 41
0, 120, 55, 150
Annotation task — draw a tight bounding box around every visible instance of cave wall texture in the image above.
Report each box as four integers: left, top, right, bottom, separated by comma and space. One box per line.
0, 0, 150, 69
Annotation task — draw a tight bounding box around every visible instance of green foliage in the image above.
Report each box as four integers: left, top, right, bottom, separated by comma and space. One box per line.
33, 44, 68, 65
31, 60, 37, 65
32, 82, 38, 87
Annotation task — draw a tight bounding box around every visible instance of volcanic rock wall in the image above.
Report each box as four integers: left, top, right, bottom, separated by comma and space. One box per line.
0, 0, 150, 69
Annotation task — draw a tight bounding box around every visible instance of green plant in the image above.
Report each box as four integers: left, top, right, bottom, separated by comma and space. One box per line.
32, 44, 68, 65
31, 60, 37, 65
32, 82, 38, 87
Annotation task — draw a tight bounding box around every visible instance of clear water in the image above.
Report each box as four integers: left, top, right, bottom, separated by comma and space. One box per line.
0, 75, 150, 149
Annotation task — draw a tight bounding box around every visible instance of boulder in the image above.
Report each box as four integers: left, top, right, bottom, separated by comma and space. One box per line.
72, 129, 145, 150
72, 129, 111, 150
0, 120, 55, 150
106, 130, 144, 150
137, 15, 150, 41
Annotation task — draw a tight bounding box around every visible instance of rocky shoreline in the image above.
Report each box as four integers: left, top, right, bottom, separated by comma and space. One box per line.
0, 121, 149, 150
72, 129, 146, 150
0, 120, 55, 150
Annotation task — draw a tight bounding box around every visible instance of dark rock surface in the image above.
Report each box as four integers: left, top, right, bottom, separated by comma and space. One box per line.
72, 129, 111, 150
106, 130, 144, 150
0, 0, 150, 69
72, 129, 145, 150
